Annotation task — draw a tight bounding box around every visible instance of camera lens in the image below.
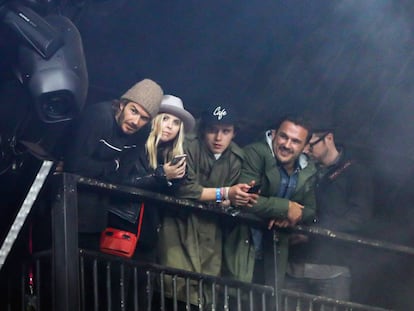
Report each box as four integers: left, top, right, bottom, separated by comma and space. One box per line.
43, 96, 70, 117
38, 91, 75, 123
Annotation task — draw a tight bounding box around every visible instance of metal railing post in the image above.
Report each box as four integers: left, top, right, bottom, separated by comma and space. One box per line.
272, 229, 279, 311
51, 173, 80, 311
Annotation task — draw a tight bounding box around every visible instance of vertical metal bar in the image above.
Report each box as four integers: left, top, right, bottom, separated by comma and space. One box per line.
282, 294, 287, 311
7, 273, 12, 311
211, 281, 216, 311
249, 289, 254, 311
35, 259, 40, 311
198, 279, 204, 311
236, 287, 241, 311
160, 272, 165, 311
185, 277, 190, 310
133, 266, 138, 311
93, 259, 98, 311
80, 255, 85, 311
21, 265, 25, 311
261, 292, 266, 311
223, 285, 229, 311
146, 270, 152, 311
272, 229, 279, 311
51, 172, 80, 311
120, 263, 125, 311
172, 275, 178, 311
106, 261, 112, 311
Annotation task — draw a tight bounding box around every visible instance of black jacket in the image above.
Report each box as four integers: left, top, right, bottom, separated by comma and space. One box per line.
289, 148, 374, 266
64, 101, 148, 179
63, 101, 149, 232
107, 145, 183, 252
107, 146, 180, 222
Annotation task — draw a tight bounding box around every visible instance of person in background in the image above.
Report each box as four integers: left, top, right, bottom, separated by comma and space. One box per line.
237, 114, 316, 298
158, 105, 253, 309
63, 78, 163, 246
285, 117, 373, 304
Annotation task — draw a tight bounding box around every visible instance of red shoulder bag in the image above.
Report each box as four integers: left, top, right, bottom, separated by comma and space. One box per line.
100, 202, 145, 258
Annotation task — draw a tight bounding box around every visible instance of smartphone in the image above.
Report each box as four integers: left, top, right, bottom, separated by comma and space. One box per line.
247, 184, 261, 194
170, 154, 187, 165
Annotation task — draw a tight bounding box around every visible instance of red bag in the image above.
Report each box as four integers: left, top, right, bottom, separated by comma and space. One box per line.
100, 202, 145, 258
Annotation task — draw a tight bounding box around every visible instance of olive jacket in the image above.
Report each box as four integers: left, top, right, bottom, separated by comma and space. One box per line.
158, 134, 244, 305
236, 131, 317, 286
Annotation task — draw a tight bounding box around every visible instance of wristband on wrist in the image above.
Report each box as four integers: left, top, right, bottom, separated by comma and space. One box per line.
224, 187, 230, 200
215, 187, 222, 203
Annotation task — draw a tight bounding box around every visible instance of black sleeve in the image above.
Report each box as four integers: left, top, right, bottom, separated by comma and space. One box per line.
107, 147, 160, 189
115, 150, 183, 193
318, 162, 374, 233
64, 104, 118, 178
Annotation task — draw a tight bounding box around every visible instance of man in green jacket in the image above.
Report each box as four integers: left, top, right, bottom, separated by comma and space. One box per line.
237, 114, 317, 292
158, 105, 252, 309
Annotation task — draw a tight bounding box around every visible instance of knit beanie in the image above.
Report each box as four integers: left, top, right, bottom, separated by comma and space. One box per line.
121, 79, 163, 119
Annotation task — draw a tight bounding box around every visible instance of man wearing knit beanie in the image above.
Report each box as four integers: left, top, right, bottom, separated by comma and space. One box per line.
65, 78, 163, 176
60, 78, 163, 310
63, 78, 163, 245
120, 78, 163, 120
115, 79, 163, 135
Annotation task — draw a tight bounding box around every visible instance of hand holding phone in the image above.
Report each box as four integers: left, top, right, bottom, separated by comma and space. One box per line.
247, 184, 261, 194
170, 154, 187, 165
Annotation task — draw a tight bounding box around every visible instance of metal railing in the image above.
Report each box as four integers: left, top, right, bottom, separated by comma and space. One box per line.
77, 249, 275, 311
2, 172, 412, 310
281, 289, 393, 311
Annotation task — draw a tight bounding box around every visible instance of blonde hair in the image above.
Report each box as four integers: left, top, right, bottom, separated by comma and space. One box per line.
146, 113, 185, 169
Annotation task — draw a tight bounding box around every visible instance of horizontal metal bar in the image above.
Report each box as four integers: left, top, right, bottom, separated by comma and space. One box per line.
295, 225, 414, 256
72, 173, 414, 257
282, 289, 393, 311
79, 249, 274, 295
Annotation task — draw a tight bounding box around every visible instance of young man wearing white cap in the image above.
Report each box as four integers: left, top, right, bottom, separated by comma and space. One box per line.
158, 105, 254, 309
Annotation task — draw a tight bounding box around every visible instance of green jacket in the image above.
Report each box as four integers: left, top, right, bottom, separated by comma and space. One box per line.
177, 136, 244, 199
230, 131, 316, 286
158, 134, 244, 305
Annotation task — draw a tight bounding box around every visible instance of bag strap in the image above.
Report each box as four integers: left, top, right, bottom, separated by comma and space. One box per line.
135, 202, 145, 239
327, 160, 353, 181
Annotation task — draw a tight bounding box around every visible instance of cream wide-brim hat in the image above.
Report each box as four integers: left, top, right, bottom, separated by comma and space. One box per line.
159, 95, 195, 132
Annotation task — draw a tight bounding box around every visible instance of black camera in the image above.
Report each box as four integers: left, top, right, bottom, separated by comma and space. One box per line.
15, 14, 88, 123
1, 1, 88, 123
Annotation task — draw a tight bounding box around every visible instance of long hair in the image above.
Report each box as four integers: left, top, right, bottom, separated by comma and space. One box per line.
146, 113, 185, 169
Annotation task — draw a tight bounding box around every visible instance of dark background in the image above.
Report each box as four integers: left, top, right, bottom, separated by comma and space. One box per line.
1, 0, 414, 309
